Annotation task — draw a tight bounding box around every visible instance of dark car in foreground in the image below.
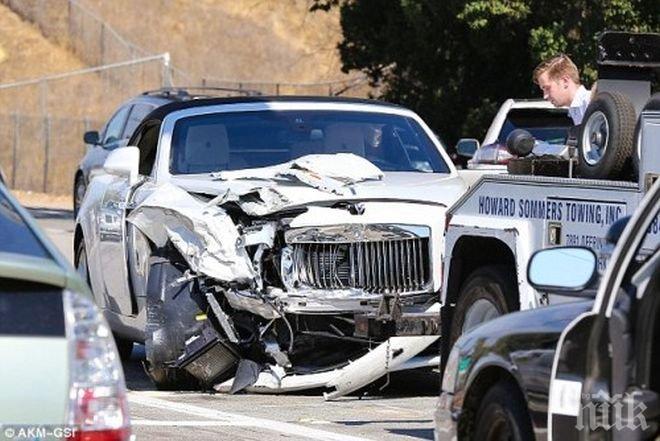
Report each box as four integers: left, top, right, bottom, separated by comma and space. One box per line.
435, 178, 660, 440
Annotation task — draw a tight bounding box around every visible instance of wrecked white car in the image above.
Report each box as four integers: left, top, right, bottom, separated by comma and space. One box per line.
74, 97, 467, 398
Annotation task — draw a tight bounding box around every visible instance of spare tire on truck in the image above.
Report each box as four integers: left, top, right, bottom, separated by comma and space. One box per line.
578, 91, 636, 180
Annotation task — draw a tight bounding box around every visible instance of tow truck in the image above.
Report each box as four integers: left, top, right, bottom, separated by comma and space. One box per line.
439, 31, 660, 364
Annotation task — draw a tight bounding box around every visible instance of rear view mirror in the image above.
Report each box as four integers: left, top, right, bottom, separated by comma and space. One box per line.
104, 146, 139, 186
456, 139, 480, 158
84, 130, 100, 145
528, 247, 598, 294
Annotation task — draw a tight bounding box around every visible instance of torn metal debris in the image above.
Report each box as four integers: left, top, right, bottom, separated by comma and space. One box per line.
119, 154, 448, 397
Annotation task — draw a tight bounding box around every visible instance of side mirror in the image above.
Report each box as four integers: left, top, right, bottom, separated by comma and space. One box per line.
528, 246, 598, 294
506, 129, 535, 157
84, 131, 100, 145
103, 146, 139, 185
456, 139, 480, 158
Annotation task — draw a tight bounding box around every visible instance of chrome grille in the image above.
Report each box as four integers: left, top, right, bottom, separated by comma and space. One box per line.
291, 238, 431, 293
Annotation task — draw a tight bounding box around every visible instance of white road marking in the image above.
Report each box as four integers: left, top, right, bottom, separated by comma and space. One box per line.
132, 420, 238, 426
128, 393, 372, 441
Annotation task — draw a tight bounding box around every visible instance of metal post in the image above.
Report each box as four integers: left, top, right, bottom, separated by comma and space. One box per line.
68, 0, 73, 45
11, 113, 19, 189
276, 83, 280, 96
99, 22, 105, 65
43, 115, 51, 193
161, 53, 172, 87
39, 79, 48, 116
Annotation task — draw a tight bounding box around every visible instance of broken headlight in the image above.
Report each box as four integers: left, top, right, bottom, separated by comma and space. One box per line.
280, 246, 297, 291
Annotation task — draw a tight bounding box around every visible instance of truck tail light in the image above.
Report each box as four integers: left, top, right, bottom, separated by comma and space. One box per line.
63, 290, 131, 441
469, 143, 513, 165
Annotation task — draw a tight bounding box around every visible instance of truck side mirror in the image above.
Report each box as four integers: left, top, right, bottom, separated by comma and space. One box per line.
528, 247, 598, 294
456, 139, 479, 158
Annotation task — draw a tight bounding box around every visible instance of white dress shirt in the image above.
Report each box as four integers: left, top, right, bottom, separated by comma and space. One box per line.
568, 85, 591, 125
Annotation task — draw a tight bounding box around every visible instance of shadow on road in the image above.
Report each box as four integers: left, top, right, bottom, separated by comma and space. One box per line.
27, 207, 74, 220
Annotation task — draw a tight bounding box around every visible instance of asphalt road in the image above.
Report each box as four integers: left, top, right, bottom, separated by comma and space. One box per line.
32, 207, 438, 441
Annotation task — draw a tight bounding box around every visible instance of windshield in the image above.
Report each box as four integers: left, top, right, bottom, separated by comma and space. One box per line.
170, 110, 450, 174
497, 108, 572, 145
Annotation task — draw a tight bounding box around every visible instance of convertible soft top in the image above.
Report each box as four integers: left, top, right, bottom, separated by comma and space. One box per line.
141, 95, 403, 124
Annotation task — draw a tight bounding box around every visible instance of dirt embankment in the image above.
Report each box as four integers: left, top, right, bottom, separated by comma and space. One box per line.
82, 0, 348, 84
0, 3, 85, 83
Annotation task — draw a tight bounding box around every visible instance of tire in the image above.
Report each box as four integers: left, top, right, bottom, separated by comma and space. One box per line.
577, 91, 636, 180
144, 256, 201, 391
74, 239, 89, 287
632, 93, 660, 180
449, 265, 518, 351
473, 381, 534, 441
113, 333, 133, 361
73, 173, 86, 219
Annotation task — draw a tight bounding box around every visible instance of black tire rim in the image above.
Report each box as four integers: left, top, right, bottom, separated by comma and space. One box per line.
581, 110, 610, 166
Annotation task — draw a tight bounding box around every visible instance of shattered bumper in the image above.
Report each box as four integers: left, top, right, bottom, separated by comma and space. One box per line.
214, 335, 440, 400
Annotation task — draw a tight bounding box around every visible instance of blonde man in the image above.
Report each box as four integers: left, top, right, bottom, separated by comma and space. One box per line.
533, 54, 592, 125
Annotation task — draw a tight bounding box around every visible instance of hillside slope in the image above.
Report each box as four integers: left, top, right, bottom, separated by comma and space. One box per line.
0, 2, 85, 83
82, 0, 349, 84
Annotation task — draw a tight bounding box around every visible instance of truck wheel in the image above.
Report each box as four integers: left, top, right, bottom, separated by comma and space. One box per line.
473, 380, 534, 441
578, 91, 636, 180
632, 93, 660, 180
449, 265, 517, 350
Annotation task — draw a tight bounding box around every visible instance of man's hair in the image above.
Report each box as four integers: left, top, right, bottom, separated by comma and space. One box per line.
533, 54, 580, 85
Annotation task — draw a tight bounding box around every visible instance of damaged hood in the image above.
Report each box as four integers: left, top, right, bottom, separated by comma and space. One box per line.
169, 154, 466, 215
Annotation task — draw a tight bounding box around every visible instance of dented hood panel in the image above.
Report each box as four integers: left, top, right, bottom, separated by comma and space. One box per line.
171, 171, 466, 215
127, 183, 256, 283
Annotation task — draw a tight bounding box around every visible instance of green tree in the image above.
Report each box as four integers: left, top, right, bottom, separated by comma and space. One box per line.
312, 0, 658, 147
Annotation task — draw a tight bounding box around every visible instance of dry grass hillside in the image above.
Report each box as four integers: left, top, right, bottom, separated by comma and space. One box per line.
82, 0, 350, 84
0, 0, 364, 195
0, 2, 85, 83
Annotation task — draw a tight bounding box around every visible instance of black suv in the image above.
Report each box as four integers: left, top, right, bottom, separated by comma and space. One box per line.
73, 87, 259, 216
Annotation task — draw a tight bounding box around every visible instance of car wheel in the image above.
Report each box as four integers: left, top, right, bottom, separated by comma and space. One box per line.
144, 256, 201, 391
449, 265, 518, 350
578, 91, 636, 180
473, 380, 534, 441
73, 174, 86, 218
74, 239, 89, 285
113, 333, 134, 361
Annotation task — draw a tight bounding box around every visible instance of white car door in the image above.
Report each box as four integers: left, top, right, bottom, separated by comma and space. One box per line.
98, 176, 135, 316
